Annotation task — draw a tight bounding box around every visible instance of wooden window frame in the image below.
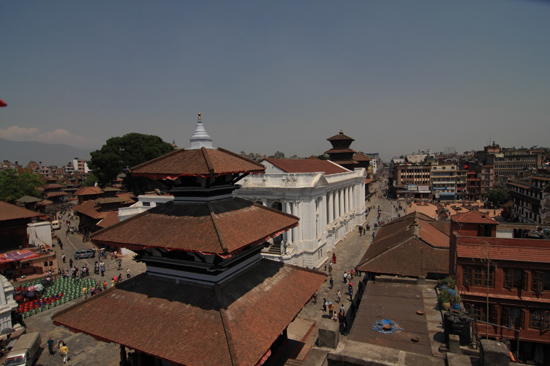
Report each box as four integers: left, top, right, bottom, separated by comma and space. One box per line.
533, 271, 544, 294
504, 269, 513, 289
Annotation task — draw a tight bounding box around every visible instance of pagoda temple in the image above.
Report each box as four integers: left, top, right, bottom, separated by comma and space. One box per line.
53, 114, 326, 366
324, 130, 358, 170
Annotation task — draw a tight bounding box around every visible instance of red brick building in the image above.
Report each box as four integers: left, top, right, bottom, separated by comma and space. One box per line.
450, 211, 550, 363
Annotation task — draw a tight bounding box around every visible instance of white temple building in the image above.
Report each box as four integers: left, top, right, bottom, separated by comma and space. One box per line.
0, 275, 19, 333
235, 157, 366, 268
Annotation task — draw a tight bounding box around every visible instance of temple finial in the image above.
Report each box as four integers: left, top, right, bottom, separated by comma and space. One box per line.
189, 113, 214, 150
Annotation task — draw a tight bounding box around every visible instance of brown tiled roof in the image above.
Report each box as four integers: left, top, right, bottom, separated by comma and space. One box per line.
15, 196, 42, 204
357, 212, 449, 277
36, 199, 53, 206
0, 201, 42, 222
42, 183, 64, 190
262, 158, 349, 175
457, 242, 550, 263
53, 261, 326, 366
116, 192, 135, 205
327, 133, 354, 141
96, 196, 128, 205
324, 147, 357, 155
73, 200, 103, 219
74, 186, 103, 196
91, 198, 299, 255
97, 211, 119, 229
45, 191, 69, 198
353, 152, 372, 162
130, 147, 265, 179
451, 211, 498, 225
430, 221, 451, 236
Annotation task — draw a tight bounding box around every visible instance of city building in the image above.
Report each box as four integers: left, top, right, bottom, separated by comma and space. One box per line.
53, 114, 325, 366
72, 157, 90, 174
431, 164, 460, 201
357, 211, 450, 279
450, 211, 550, 364
236, 157, 366, 268
508, 174, 550, 225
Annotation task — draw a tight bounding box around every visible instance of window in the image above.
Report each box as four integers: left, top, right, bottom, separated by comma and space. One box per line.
504, 269, 513, 289
468, 303, 487, 322
530, 310, 550, 330
532, 271, 549, 293
471, 266, 494, 288
463, 267, 472, 286
502, 307, 523, 329
504, 269, 523, 289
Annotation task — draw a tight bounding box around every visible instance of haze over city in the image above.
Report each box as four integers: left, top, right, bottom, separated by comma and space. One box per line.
1, 0, 549, 161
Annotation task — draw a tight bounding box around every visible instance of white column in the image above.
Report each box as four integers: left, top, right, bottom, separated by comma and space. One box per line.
339, 189, 344, 218
328, 192, 334, 223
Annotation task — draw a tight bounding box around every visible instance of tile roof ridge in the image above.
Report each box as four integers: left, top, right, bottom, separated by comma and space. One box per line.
130, 148, 185, 171
218, 147, 265, 170
208, 201, 228, 254
214, 284, 238, 366
201, 147, 215, 176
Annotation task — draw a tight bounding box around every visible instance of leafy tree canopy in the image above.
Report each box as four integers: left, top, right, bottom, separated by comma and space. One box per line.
89, 133, 175, 189
82, 173, 98, 187
0, 169, 44, 202
485, 188, 508, 207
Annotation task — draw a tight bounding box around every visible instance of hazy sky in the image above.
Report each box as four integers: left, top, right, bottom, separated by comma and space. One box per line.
1, 1, 549, 161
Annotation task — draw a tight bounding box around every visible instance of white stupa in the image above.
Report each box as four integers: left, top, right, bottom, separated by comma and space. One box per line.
188, 113, 213, 150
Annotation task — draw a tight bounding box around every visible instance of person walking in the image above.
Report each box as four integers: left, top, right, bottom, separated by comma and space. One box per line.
82, 286, 87, 299
337, 290, 341, 303
62, 254, 66, 263
127, 267, 131, 278
60, 342, 69, 363
349, 287, 354, 301
329, 277, 334, 289
328, 303, 334, 318
47, 337, 55, 355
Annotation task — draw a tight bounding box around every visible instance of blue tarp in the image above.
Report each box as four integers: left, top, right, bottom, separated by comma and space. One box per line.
372, 319, 403, 334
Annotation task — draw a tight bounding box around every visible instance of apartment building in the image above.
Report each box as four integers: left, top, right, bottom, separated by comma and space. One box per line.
508, 175, 550, 225
450, 212, 550, 364
431, 164, 458, 201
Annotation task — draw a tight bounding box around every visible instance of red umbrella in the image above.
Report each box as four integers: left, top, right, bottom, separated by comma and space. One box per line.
0, 99, 7, 107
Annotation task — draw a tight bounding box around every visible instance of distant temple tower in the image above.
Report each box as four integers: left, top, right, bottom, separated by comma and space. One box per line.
325, 130, 358, 170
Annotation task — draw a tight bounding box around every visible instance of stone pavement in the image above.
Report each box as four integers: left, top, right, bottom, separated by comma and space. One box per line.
296, 184, 386, 326
1, 210, 147, 366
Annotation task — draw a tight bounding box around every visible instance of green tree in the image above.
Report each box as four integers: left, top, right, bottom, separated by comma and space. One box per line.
89, 133, 175, 189
82, 173, 98, 187
485, 188, 508, 207
0, 169, 44, 202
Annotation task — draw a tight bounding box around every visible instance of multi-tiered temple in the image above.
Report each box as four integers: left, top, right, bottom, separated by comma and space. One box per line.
54, 114, 326, 366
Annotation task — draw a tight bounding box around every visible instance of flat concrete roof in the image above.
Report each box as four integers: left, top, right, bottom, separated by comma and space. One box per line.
348, 279, 440, 357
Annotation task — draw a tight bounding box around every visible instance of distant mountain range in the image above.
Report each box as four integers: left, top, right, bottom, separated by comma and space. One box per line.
0, 138, 93, 167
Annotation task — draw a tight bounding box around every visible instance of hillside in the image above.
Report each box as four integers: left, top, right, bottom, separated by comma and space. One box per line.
0, 138, 93, 167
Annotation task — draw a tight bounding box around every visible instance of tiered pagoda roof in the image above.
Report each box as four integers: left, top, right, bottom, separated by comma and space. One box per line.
53, 113, 326, 366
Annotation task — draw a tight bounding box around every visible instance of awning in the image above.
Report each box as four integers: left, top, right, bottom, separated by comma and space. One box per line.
0, 250, 40, 263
